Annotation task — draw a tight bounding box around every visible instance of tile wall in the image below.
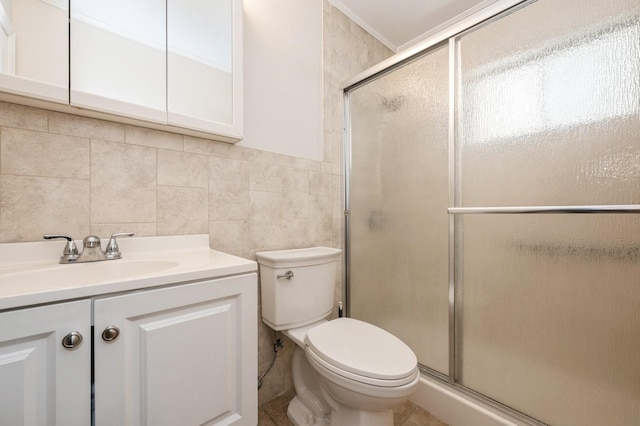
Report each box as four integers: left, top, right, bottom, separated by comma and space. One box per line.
0, 1, 392, 405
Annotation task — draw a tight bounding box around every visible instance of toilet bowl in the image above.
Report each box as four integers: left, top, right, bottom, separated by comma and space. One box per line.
304, 317, 419, 426
256, 247, 419, 426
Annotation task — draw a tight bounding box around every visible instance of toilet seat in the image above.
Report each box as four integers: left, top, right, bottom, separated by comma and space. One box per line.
304, 318, 418, 387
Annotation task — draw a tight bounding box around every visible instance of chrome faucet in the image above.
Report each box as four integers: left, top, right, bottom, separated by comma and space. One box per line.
43, 233, 134, 264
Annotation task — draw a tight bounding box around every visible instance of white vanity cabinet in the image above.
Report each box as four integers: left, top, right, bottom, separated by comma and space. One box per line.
0, 275, 257, 426
0, 0, 69, 103
0, 300, 92, 425
93, 273, 257, 425
0, 235, 257, 425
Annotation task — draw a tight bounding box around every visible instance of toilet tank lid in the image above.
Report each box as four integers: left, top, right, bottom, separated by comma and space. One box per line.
256, 247, 341, 268
305, 318, 417, 381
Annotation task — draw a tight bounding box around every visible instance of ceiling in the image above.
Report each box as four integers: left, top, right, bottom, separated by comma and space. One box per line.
328, 0, 498, 52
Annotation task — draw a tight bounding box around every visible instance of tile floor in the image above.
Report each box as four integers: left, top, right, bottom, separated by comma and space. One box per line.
258, 391, 448, 425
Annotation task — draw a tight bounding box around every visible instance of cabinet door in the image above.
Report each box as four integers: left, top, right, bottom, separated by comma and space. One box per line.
167, 0, 243, 140
70, 0, 167, 123
0, 0, 68, 103
0, 300, 91, 425
94, 274, 257, 426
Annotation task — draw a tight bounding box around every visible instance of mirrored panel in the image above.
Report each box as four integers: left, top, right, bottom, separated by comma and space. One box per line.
70, 0, 166, 120
0, 0, 68, 102
168, 0, 234, 130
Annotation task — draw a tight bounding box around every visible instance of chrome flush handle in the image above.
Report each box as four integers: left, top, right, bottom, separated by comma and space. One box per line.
277, 270, 294, 279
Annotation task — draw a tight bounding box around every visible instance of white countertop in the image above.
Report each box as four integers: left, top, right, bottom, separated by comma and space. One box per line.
0, 234, 257, 311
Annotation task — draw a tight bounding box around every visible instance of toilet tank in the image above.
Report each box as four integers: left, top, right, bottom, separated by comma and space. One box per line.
256, 247, 342, 331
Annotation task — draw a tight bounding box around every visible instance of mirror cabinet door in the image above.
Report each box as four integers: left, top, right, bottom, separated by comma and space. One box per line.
70, 0, 167, 123
167, 0, 242, 139
0, 0, 68, 103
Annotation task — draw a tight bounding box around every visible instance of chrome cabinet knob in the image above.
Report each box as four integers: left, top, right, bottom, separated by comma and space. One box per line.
61, 331, 83, 349
101, 325, 120, 342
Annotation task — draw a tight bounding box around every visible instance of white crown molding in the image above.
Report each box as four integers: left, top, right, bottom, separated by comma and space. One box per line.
328, 0, 398, 52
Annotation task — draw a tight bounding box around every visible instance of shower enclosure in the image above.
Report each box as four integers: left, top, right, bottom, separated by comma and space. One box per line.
344, 0, 640, 425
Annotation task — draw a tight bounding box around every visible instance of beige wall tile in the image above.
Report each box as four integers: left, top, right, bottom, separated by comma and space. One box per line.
184, 135, 230, 158
90, 223, 156, 238
250, 218, 309, 251
158, 149, 208, 188
309, 194, 332, 244
309, 171, 332, 196
125, 125, 184, 151
209, 156, 250, 193
0, 102, 48, 131
250, 163, 284, 193
0, 175, 89, 242
257, 319, 276, 366
228, 145, 255, 161
257, 357, 286, 406
331, 174, 343, 220
251, 149, 295, 167
209, 156, 250, 220
324, 85, 344, 134
293, 157, 322, 172
332, 217, 343, 249
250, 221, 284, 251
91, 141, 157, 224
250, 191, 284, 224
209, 191, 250, 221
282, 167, 309, 194
157, 186, 208, 236
282, 168, 310, 222
326, 130, 344, 173
209, 219, 250, 258
1, 128, 90, 179
48, 111, 125, 142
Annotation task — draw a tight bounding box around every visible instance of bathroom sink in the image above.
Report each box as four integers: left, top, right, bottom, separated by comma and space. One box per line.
0, 234, 258, 310
2, 260, 179, 291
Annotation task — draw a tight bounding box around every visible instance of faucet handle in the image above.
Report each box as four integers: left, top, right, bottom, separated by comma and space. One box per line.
105, 232, 134, 260
43, 234, 79, 263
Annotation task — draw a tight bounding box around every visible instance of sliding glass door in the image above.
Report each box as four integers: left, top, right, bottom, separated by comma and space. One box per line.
347, 44, 450, 376
346, 0, 640, 424
454, 1, 640, 424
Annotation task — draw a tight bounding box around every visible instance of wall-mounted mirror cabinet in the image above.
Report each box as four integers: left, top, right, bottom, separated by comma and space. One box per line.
0, 0, 68, 103
70, 0, 167, 123
168, 0, 241, 137
0, 0, 242, 143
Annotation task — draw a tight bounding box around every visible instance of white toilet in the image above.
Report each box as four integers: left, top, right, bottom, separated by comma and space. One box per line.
256, 247, 419, 426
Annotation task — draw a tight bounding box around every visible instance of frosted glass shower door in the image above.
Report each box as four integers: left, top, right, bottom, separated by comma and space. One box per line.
347, 45, 450, 375
455, 0, 640, 424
